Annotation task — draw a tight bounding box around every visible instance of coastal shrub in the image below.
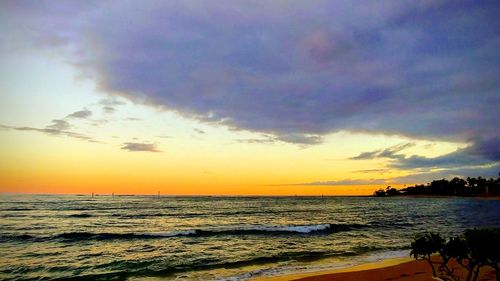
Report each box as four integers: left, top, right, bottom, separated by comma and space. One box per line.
410, 228, 500, 281
410, 233, 445, 277
463, 228, 500, 280
410, 229, 500, 281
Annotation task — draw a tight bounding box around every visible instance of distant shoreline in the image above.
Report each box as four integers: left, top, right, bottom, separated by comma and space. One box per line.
375, 194, 500, 200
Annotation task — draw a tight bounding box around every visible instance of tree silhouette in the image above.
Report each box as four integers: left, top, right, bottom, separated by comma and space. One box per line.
374, 174, 500, 197
410, 229, 500, 281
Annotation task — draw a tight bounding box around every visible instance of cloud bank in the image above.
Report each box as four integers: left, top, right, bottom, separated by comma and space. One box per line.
1, 1, 498, 181
2, 1, 498, 145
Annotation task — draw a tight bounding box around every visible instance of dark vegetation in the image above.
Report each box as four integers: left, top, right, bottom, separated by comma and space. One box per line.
374, 175, 500, 197
410, 228, 500, 281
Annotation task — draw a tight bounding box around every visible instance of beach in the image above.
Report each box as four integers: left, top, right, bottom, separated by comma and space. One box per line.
254, 257, 497, 281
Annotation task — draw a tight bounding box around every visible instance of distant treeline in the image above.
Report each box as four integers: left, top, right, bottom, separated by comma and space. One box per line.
374, 175, 500, 197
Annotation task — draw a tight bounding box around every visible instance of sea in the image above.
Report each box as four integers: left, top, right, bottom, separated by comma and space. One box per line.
1, 195, 499, 281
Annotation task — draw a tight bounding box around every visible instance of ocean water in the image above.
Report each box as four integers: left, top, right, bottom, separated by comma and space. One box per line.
1, 195, 499, 281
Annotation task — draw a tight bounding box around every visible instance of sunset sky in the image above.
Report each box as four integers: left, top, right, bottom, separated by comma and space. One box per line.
0, 1, 498, 195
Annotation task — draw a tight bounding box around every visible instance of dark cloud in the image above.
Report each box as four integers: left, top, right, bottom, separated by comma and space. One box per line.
121, 142, 160, 152
3, 1, 498, 146
351, 138, 500, 172
391, 138, 500, 170
66, 109, 92, 119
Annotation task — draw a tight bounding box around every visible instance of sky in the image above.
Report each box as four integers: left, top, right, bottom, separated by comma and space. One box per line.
0, 0, 499, 195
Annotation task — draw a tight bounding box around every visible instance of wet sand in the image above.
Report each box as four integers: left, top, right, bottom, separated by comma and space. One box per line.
254, 257, 497, 281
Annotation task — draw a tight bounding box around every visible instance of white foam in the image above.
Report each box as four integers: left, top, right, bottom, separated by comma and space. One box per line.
136, 230, 197, 237
251, 224, 331, 233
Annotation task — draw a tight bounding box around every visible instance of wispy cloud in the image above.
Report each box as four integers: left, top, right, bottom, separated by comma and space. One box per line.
98, 98, 125, 107
102, 106, 115, 114
354, 168, 391, 174
66, 109, 92, 119
98, 98, 125, 114
0, 107, 99, 142
156, 135, 171, 139
121, 142, 161, 152
1, 123, 96, 142
350, 143, 414, 160
46, 119, 71, 131
236, 138, 277, 145
287, 163, 500, 186
283, 178, 388, 186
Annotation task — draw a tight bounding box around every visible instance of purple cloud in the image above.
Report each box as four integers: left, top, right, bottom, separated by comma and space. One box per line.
1, 1, 498, 148
350, 138, 500, 178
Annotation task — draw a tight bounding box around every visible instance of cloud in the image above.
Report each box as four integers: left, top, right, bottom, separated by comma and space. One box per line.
354, 168, 391, 174
46, 119, 70, 131
350, 143, 414, 160
287, 178, 389, 186
2, 1, 499, 149
237, 137, 277, 145
351, 138, 500, 171
389, 164, 500, 184
0, 107, 100, 142
97, 98, 125, 114
156, 135, 171, 139
102, 106, 115, 114
391, 138, 499, 169
1, 123, 96, 142
98, 97, 125, 107
289, 163, 499, 186
121, 142, 160, 152
66, 109, 92, 119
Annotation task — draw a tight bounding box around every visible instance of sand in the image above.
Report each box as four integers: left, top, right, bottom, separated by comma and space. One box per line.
253, 257, 497, 281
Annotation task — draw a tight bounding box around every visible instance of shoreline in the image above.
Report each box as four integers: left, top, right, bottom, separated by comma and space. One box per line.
251, 256, 497, 281
251, 256, 412, 281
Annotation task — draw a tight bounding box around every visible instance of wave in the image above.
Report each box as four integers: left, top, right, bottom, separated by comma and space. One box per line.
0, 223, 366, 242
13, 250, 337, 281
0, 234, 35, 242
68, 213, 92, 218
110, 209, 325, 219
